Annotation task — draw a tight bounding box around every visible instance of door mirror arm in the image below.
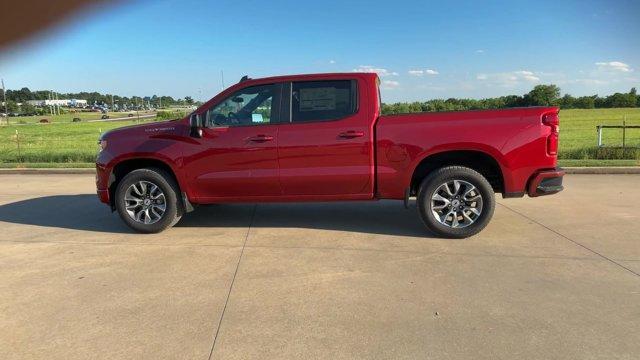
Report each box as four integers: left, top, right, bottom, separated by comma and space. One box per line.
189, 113, 203, 138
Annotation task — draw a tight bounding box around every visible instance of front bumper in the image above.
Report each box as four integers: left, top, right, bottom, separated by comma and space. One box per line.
527, 168, 565, 197
97, 189, 110, 204
95, 162, 112, 205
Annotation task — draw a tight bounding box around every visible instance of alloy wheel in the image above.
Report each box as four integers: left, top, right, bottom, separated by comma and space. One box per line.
430, 179, 483, 228
124, 181, 166, 224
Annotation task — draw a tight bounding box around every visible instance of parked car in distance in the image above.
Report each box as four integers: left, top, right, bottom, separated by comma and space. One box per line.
96, 73, 564, 238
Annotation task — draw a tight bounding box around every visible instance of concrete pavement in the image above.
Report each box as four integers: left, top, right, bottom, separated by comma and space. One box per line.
0, 174, 638, 359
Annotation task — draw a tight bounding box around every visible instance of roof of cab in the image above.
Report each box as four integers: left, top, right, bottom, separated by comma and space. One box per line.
237, 72, 378, 86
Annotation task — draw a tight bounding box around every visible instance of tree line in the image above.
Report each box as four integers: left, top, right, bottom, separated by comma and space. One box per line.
381, 85, 639, 114
0, 87, 195, 111
3, 84, 639, 115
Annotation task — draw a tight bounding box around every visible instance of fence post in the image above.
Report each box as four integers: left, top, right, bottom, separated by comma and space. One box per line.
622, 117, 626, 149
15, 129, 21, 162
597, 125, 602, 147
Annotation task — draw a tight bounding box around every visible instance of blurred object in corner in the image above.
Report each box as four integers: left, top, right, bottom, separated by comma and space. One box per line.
0, 0, 118, 50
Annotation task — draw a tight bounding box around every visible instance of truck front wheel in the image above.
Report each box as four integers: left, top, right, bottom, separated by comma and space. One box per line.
417, 166, 495, 238
115, 168, 182, 233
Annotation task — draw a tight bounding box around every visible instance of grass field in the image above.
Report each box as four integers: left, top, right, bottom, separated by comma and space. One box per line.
0, 119, 158, 163
558, 108, 640, 159
0, 108, 639, 167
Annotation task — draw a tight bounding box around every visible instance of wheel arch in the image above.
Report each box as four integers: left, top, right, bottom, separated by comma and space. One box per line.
108, 158, 182, 208
409, 150, 505, 196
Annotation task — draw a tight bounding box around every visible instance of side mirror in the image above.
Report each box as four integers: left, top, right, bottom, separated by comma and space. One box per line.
189, 113, 203, 138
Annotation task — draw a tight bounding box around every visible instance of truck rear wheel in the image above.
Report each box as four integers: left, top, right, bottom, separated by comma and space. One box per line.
115, 168, 182, 233
417, 166, 495, 238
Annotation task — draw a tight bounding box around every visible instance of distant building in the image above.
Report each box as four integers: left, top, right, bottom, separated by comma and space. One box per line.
26, 99, 88, 107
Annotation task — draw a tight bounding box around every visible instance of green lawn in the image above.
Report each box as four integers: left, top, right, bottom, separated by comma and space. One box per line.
0, 119, 157, 163
0, 107, 638, 167
559, 108, 640, 159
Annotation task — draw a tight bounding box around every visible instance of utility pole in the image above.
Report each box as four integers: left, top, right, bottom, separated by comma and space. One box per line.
221, 70, 225, 90
1, 79, 7, 124
111, 94, 114, 112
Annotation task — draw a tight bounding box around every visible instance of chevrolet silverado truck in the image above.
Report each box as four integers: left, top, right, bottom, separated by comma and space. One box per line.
96, 72, 564, 238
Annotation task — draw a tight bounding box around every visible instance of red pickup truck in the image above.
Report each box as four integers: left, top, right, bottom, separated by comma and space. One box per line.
96, 72, 564, 238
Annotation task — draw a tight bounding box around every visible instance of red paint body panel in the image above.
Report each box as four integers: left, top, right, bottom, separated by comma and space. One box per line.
96, 72, 561, 207
277, 75, 375, 196
375, 106, 559, 199
182, 124, 281, 200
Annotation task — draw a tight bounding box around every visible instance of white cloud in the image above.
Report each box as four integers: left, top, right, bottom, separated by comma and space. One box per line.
408, 69, 439, 76
568, 78, 608, 85
381, 80, 400, 89
595, 61, 632, 72
353, 65, 398, 77
476, 70, 540, 87
328, 60, 336, 64
475, 49, 485, 54
514, 70, 540, 82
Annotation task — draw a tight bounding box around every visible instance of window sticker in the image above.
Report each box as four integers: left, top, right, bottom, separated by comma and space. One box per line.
299, 87, 336, 111
251, 113, 264, 123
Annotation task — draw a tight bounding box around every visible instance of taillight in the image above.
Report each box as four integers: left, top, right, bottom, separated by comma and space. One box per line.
543, 113, 559, 156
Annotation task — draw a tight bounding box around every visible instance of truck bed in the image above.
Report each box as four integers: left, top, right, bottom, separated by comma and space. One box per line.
375, 107, 559, 199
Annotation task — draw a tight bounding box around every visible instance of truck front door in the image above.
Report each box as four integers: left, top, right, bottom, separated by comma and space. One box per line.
182, 83, 282, 200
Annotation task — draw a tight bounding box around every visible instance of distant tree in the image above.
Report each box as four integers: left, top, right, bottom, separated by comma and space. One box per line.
500, 95, 524, 108
5, 100, 19, 113
629, 88, 640, 107
20, 102, 37, 115
574, 96, 596, 109
605, 90, 636, 108
558, 94, 575, 108
7, 87, 33, 102
184, 96, 194, 105
524, 85, 560, 106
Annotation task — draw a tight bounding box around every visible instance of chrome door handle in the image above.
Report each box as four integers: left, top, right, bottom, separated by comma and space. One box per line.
247, 134, 274, 142
338, 130, 364, 138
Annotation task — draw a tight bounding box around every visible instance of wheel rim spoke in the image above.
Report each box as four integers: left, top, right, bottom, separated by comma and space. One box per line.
430, 179, 483, 229
124, 180, 166, 225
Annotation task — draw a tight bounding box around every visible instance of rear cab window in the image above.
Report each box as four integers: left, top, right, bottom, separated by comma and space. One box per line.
291, 80, 358, 123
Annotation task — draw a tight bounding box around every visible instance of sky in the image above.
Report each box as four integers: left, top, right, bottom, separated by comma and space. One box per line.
0, 0, 638, 103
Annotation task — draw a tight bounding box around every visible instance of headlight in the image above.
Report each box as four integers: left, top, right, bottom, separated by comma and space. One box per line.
98, 139, 107, 151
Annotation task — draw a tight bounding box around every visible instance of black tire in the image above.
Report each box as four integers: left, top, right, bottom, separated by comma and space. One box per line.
114, 168, 182, 233
417, 166, 495, 239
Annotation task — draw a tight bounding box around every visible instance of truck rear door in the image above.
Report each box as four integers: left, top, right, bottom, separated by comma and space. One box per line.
277, 78, 374, 197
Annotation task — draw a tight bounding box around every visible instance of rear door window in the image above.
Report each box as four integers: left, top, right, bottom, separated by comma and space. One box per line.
291, 80, 357, 123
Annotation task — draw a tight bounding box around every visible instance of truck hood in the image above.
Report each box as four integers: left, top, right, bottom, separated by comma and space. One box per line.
100, 119, 182, 141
